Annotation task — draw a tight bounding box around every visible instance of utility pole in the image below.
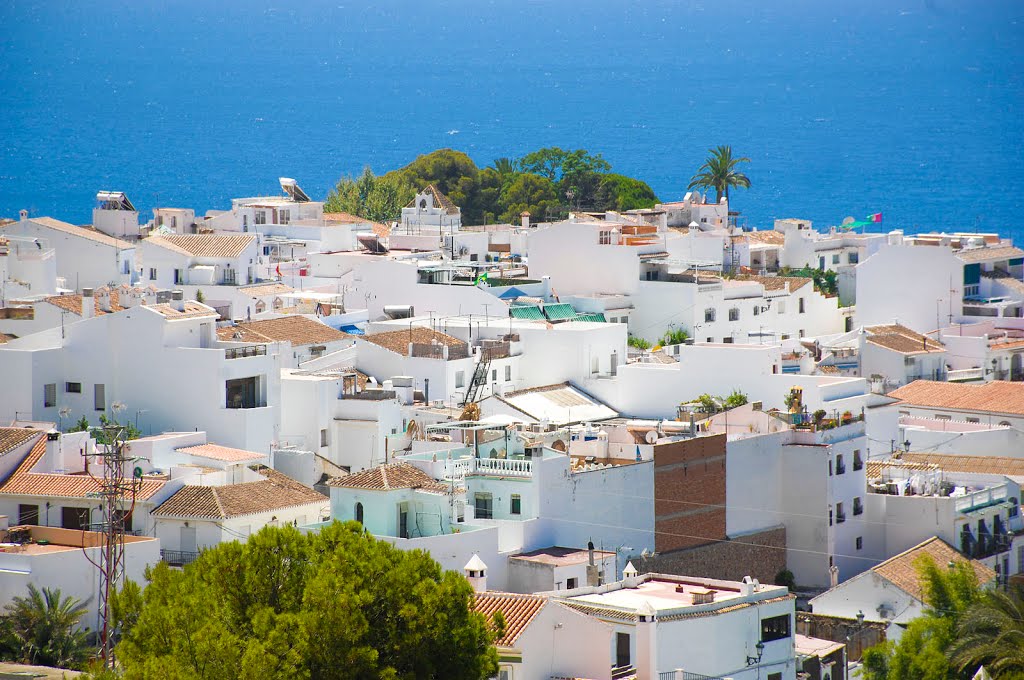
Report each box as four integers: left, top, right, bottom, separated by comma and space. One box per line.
84, 404, 140, 668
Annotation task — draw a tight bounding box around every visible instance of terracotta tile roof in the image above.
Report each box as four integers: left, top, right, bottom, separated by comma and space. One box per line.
734, 274, 812, 292
982, 270, 1024, 296
217, 316, 349, 347
327, 462, 452, 494
45, 291, 124, 316
872, 537, 995, 601
4, 217, 134, 249
746, 230, 786, 245
144, 233, 256, 258
144, 301, 218, 319
323, 212, 389, 237
866, 459, 939, 479
238, 282, 294, 298
889, 380, 1024, 417
818, 365, 840, 375
405, 184, 460, 215
361, 327, 467, 356
956, 246, 1024, 263
0, 471, 165, 500
153, 466, 326, 519
899, 452, 1024, 477
864, 324, 945, 355
175, 444, 267, 463
473, 592, 546, 646
0, 428, 44, 461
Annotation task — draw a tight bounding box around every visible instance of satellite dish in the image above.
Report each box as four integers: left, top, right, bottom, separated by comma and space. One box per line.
645, 430, 659, 444
842, 216, 855, 226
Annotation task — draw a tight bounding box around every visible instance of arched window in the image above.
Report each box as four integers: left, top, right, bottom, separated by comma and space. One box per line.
355, 502, 364, 525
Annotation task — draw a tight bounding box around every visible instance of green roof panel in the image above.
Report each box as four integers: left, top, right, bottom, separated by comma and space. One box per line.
510, 305, 545, 321
543, 303, 577, 321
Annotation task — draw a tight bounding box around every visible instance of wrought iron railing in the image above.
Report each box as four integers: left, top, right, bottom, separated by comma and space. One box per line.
225, 345, 267, 359
161, 549, 200, 566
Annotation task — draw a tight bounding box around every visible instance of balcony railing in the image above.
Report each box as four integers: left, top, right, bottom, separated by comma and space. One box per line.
161, 549, 200, 566
475, 457, 533, 477
225, 345, 267, 360
659, 672, 730, 680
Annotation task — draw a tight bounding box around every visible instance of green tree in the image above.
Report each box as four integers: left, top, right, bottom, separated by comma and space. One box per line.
687, 145, 752, 204
627, 335, 652, 350
722, 390, 749, 409
597, 174, 660, 211
0, 584, 92, 669
497, 173, 561, 224
949, 585, 1024, 677
489, 157, 520, 182
68, 415, 91, 433
862, 555, 983, 680
195, 289, 205, 304
324, 167, 414, 223
115, 522, 498, 679
519, 147, 568, 181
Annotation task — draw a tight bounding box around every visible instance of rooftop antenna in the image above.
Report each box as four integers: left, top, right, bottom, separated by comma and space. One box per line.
82, 401, 140, 669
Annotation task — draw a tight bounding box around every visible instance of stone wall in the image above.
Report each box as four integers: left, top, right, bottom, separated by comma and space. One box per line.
653, 433, 727, 552
635, 525, 786, 584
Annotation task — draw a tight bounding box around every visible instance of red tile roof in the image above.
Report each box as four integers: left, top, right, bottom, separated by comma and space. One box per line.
45, 291, 124, 316
175, 444, 267, 463
144, 233, 256, 258
864, 324, 945, 355
153, 466, 326, 519
0, 428, 44, 460
473, 592, 547, 646
889, 380, 1024, 417
872, 537, 995, 601
361, 327, 467, 356
899, 452, 1024, 477
327, 462, 452, 494
217, 316, 349, 347
735, 274, 812, 292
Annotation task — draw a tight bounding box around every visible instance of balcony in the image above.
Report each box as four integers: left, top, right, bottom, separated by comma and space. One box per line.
473, 457, 533, 477
161, 549, 200, 567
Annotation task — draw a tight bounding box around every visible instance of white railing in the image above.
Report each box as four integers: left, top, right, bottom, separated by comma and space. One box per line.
955, 484, 1008, 513
441, 456, 534, 480
947, 367, 985, 382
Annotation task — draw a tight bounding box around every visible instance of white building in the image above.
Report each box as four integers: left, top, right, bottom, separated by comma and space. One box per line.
507, 545, 618, 593
557, 572, 798, 680
809, 537, 995, 641
139, 233, 261, 290
817, 323, 948, 392
92, 191, 140, 239
0, 293, 281, 451
398, 184, 462, 234
217, 315, 354, 368
1, 214, 136, 291
0, 234, 58, 301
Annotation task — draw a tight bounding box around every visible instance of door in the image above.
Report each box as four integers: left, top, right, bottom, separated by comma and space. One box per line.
615, 632, 631, 668
180, 526, 197, 553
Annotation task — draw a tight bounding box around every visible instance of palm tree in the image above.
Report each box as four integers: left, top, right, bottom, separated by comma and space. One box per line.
687, 145, 752, 204
949, 585, 1024, 677
3, 584, 92, 668
490, 157, 519, 181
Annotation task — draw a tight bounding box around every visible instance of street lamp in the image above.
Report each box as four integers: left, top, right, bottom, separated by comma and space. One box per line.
746, 640, 765, 666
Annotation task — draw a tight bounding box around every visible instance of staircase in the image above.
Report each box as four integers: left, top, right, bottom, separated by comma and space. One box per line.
462, 355, 492, 406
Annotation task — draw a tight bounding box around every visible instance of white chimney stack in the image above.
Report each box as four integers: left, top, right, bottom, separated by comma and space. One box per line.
520, 211, 530, 230
171, 290, 185, 312
623, 561, 638, 580
464, 554, 488, 593
81, 288, 95, 319
19, 209, 28, 222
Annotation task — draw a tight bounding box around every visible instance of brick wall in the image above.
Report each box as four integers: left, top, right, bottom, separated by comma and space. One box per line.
636, 525, 787, 584
653, 433, 727, 552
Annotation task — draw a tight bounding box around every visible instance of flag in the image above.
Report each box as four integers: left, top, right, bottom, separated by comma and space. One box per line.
275, 264, 282, 277
867, 212, 883, 223
474, 271, 488, 286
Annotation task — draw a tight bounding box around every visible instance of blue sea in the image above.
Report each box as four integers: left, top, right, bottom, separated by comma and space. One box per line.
1, 0, 1022, 238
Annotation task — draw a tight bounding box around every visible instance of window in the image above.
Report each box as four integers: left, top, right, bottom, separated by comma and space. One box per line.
849, 252, 859, 264
255, 210, 266, 225
498, 668, 511, 680
704, 308, 716, 323
149, 268, 157, 281
243, 215, 248, 229
279, 209, 290, 224
836, 454, 845, 475
854, 497, 863, 516
44, 383, 56, 408
225, 376, 261, 409
753, 305, 760, 316
856, 536, 864, 550
398, 502, 409, 538
966, 417, 980, 424
510, 494, 521, 515
505, 365, 511, 381
18, 504, 39, 525
1001, 421, 1013, 427
94, 384, 105, 411
853, 449, 863, 471
729, 307, 740, 321
320, 429, 328, 447
761, 614, 791, 642
799, 298, 806, 314
768, 674, 783, 680
599, 230, 612, 245
965, 284, 980, 296
836, 502, 846, 523
455, 371, 465, 389
936, 414, 951, 421
566, 577, 578, 589
491, 368, 497, 382
355, 502, 363, 525
61, 507, 90, 531
474, 493, 493, 520
65, 382, 81, 394
832, 254, 840, 265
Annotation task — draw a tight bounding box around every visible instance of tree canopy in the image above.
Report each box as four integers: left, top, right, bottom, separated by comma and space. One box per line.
687, 145, 751, 205
112, 522, 499, 679
324, 147, 660, 225
0, 584, 92, 670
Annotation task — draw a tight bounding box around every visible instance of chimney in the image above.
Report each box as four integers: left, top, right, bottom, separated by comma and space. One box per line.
542, 275, 552, 300
81, 288, 95, 319
424, 378, 430, 404
635, 600, 658, 680
623, 561, 638, 580
520, 211, 530, 230
171, 290, 185, 312
19, 209, 28, 221
463, 554, 488, 592
658, 211, 668, 231
586, 540, 600, 586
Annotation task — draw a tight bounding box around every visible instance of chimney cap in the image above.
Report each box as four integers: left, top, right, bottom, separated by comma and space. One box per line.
82, 288, 94, 297
464, 553, 487, 572
172, 290, 184, 301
